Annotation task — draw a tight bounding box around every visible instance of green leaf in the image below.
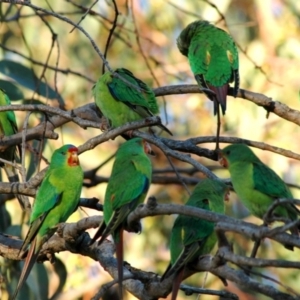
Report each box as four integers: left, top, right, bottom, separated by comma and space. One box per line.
26, 139, 47, 181
0, 60, 64, 106
0, 205, 12, 231
49, 257, 68, 300
0, 79, 24, 100
10, 261, 49, 300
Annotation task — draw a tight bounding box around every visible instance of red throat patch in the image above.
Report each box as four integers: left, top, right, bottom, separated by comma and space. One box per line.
143, 141, 152, 155
224, 190, 230, 201
67, 147, 79, 166
218, 154, 228, 168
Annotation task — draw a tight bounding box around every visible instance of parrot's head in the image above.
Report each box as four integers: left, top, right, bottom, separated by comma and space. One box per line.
117, 138, 155, 157
219, 143, 259, 168
51, 144, 80, 168
67, 146, 80, 166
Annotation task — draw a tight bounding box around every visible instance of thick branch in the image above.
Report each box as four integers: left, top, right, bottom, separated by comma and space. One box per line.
154, 84, 300, 127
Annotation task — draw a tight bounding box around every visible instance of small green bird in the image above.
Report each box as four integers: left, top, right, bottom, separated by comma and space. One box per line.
12, 144, 83, 299
177, 20, 239, 115
220, 144, 299, 245
161, 178, 228, 300
0, 89, 30, 211
93, 68, 172, 135
91, 138, 152, 298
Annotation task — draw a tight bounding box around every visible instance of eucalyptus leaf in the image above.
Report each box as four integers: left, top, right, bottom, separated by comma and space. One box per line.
0, 60, 64, 106
50, 257, 68, 300
0, 79, 24, 100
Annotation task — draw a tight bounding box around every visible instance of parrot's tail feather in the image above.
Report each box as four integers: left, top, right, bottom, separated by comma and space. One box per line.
171, 268, 184, 300
97, 204, 131, 246
12, 238, 39, 300
116, 228, 124, 300
160, 263, 172, 282
90, 220, 106, 245
208, 84, 228, 115
194, 74, 228, 115
162, 242, 200, 281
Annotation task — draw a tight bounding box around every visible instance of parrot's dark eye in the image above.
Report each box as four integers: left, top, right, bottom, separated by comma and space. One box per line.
60, 151, 66, 155
226, 150, 230, 155
203, 199, 209, 205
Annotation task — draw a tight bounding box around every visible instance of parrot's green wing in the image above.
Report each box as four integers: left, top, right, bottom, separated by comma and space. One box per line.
253, 161, 299, 220
92, 154, 150, 244
110, 160, 150, 210
20, 173, 63, 253
108, 68, 157, 117
20, 196, 63, 253
2, 90, 18, 134
253, 162, 292, 198
0, 89, 18, 147
162, 209, 213, 281
181, 212, 214, 247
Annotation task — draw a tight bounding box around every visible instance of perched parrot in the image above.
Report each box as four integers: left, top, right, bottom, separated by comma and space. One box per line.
219, 143, 299, 247
161, 178, 228, 300
12, 144, 83, 299
0, 89, 30, 211
91, 138, 152, 298
93, 68, 172, 135
177, 20, 239, 115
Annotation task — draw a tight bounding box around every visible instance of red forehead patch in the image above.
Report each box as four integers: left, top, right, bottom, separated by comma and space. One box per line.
68, 147, 78, 153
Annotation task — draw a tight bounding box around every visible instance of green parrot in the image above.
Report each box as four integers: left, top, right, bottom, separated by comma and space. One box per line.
93, 68, 172, 135
177, 20, 239, 115
0, 89, 30, 211
12, 144, 83, 299
220, 143, 299, 246
91, 138, 152, 298
161, 178, 228, 300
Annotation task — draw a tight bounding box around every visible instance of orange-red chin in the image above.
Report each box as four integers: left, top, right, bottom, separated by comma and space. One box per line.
224, 190, 230, 202
218, 152, 228, 168
68, 147, 79, 166
143, 140, 153, 155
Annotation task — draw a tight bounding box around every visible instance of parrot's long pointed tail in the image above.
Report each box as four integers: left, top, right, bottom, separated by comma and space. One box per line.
90, 220, 107, 245
12, 238, 39, 300
171, 268, 184, 300
208, 84, 228, 116
116, 228, 124, 300
194, 74, 228, 115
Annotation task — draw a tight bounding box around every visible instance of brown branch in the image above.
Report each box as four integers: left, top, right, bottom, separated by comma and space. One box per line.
1, 0, 112, 71
3, 214, 296, 300
154, 84, 300, 127
127, 201, 300, 249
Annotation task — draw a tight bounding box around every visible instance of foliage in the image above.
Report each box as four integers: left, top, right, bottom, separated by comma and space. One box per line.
0, 0, 300, 299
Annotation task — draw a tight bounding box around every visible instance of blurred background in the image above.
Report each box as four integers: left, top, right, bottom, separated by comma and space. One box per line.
1, 0, 300, 299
